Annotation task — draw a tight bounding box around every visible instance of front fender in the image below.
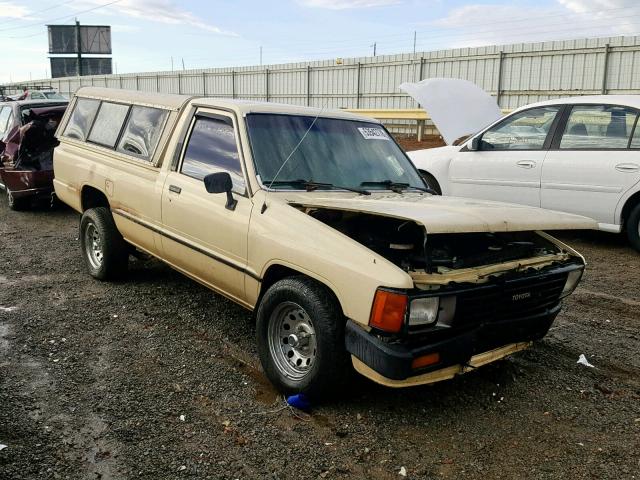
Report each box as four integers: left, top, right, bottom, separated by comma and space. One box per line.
407, 146, 459, 195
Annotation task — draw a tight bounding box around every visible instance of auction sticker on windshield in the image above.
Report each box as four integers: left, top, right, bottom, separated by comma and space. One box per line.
358, 127, 390, 140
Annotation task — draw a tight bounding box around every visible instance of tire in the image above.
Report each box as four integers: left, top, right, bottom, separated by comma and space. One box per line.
79, 207, 129, 280
626, 203, 640, 252
420, 171, 442, 195
256, 276, 350, 398
7, 188, 29, 211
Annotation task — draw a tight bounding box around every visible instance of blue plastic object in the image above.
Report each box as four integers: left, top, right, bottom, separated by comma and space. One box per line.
286, 393, 311, 412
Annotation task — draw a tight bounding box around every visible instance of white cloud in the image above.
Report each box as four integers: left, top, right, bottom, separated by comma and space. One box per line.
0, 1, 30, 19
429, 0, 640, 48
299, 0, 400, 9
79, 0, 238, 36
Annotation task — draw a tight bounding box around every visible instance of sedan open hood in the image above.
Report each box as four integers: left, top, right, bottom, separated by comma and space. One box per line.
286, 193, 597, 234
399, 78, 503, 145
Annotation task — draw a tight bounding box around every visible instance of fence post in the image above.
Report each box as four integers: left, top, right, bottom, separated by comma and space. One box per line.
135, 75, 139, 91
156, 74, 160, 92
306, 65, 311, 106
119, 76, 123, 89
178, 74, 181, 94
265, 68, 269, 102
232, 70, 236, 99
601, 43, 610, 94
496, 50, 505, 107
356, 62, 362, 108
418, 56, 424, 81
202, 72, 207, 96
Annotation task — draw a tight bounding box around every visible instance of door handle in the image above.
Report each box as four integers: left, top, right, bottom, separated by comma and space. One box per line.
168, 185, 182, 194
516, 160, 536, 169
615, 163, 639, 173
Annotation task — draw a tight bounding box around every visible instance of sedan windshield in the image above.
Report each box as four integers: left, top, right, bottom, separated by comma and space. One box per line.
246, 113, 426, 192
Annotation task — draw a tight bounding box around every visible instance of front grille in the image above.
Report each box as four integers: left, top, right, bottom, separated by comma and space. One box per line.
453, 270, 568, 326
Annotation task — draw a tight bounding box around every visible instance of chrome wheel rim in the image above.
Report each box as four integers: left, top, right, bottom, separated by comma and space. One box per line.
84, 222, 104, 269
267, 302, 317, 380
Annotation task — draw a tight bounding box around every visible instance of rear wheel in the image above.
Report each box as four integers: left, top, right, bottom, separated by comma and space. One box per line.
420, 171, 442, 195
79, 207, 129, 280
256, 276, 349, 398
626, 203, 640, 252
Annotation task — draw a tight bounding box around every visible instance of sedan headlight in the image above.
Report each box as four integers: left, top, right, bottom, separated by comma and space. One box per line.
409, 297, 440, 326
560, 268, 584, 298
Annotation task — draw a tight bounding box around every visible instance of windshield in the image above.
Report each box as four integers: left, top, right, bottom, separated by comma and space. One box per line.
43, 92, 65, 100
246, 113, 426, 191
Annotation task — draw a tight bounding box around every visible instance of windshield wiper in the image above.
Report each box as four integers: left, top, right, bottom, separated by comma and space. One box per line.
266, 179, 370, 195
360, 180, 437, 195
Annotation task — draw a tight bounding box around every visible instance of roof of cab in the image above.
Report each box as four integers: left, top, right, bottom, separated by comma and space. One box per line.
74, 86, 378, 122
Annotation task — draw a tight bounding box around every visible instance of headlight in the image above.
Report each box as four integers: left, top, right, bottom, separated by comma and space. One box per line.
560, 268, 583, 298
409, 297, 440, 326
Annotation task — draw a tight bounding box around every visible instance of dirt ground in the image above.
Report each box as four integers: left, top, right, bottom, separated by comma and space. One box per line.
395, 134, 446, 152
0, 189, 639, 479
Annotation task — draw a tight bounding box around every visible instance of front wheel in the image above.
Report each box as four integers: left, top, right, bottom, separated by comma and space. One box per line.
79, 207, 129, 280
626, 203, 640, 252
420, 171, 442, 195
256, 276, 349, 398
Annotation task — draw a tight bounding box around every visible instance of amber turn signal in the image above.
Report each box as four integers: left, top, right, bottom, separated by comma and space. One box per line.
369, 289, 408, 333
411, 352, 440, 370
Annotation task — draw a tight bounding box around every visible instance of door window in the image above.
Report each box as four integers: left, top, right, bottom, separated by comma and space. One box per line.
87, 102, 130, 148
0, 107, 11, 138
560, 105, 638, 149
116, 106, 167, 161
480, 106, 560, 150
63, 98, 100, 141
631, 120, 640, 149
180, 115, 245, 191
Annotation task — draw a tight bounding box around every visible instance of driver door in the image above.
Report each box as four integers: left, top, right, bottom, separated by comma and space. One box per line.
449, 106, 563, 207
160, 110, 253, 304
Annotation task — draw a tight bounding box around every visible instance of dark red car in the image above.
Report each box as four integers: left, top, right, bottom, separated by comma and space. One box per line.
0, 99, 68, 210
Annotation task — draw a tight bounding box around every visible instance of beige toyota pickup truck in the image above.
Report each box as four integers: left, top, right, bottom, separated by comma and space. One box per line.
54, 87, 596, 396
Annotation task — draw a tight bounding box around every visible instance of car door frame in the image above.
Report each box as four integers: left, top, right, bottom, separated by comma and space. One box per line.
449, 104, 567, 206
543, 102, 640, 229
159, 105, 257, 307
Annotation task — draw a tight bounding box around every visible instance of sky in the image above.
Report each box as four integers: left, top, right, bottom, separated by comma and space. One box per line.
1, 0, 640, 83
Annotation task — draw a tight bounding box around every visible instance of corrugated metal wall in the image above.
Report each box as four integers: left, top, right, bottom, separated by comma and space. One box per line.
5, 35, 640, 133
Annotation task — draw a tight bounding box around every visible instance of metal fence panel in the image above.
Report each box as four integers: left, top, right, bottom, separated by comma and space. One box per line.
5, 35, 640, 134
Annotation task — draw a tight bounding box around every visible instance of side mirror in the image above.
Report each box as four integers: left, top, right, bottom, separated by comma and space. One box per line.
469, 136, 481, 151
204, 171, 237, 211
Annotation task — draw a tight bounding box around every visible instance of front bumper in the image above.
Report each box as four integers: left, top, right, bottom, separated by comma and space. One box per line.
345, 304, 559, 383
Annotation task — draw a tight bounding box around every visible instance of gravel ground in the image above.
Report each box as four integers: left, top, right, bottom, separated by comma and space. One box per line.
0, 193, 639, 479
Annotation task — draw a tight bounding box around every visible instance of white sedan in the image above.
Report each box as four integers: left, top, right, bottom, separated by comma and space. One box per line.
408, 94, 640, 251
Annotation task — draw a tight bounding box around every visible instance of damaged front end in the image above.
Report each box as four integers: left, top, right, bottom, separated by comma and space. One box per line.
0, 105, 66, 204
301, 205, 585, 387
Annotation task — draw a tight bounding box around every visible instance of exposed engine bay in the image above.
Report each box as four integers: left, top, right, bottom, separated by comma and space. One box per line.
304, 207, 564, 274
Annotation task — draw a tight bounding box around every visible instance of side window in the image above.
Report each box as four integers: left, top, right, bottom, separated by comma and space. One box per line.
87, 102, 130, 148
30, 91, 45, 99
180, 115, 244, 191
63, 98, 100, 141
631, 120, 640, 149
560, 105, 638, 149
0, 107, 11, 138
117, 106, 167, 161
481, 106, 560, 150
